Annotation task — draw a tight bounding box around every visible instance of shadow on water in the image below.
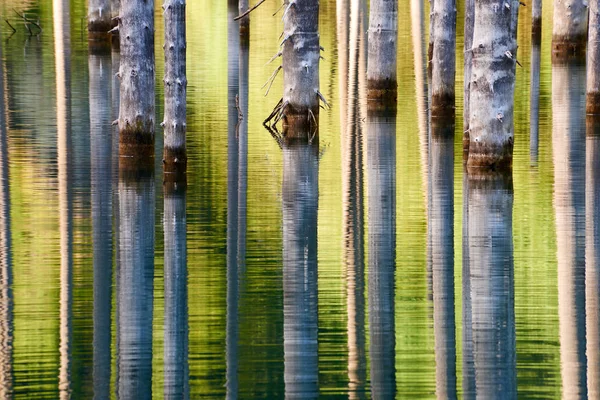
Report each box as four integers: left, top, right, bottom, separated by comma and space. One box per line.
366, 106, 396, 399
552, 59, 587, 400
465, 171, 516, 400
282, 130, 319, 399
116, 166, 155, 400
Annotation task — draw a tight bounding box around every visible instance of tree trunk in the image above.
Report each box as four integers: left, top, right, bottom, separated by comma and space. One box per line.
116, 168, 155, 400
281, 0, 320, 129
587, 0, 600, 113
367, 108, 396, 398
468, 173, 516, 399
88, 0, 112, 33
530, 39, 541, 165
552, 0, 588, 60
163, 0, 187, 179
552, 60, 588, 400
367, 0, 397, 103
429, 0, 456, 115
118, 0, 155, 160
282, 140, 319, 399
429, 118, 457, 400
239, 0, 249, 35
532, 0, 542, 39
163, 184, 189, 399
461, 169, 475, 400
89, 50, 113, 400
110, 0, 120, 45
463, 0, 474, 142
467, 0, 519, 170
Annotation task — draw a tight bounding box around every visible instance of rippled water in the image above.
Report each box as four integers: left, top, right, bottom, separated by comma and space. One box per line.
0, 0, 593, 398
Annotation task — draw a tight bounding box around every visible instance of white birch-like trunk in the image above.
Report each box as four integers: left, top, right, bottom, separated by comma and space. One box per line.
163, 0, 187, 178
587, 0, 600, 113
118, 0, 155, 159
282, 141, 319, 399
282, 0, 320, 128
463, 0, 474, 136
367, 0, 397, 101
467, 0, 519, 169
552, 0, 588, 59
430, 0, 456, 115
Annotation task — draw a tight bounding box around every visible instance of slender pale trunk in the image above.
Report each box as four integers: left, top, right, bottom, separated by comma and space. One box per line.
281, 0, 320, 129
116, 169, 155, 399
532, 0, 542, 38
89, 51, 113, 400
282, 141, 319, 399
469, 173, 516, 399
467, 0, 519, 170
587, 0, 600, 113
429, 119, 456, 399
118, 0, 155, 159
552, 61, 588, 399
586, 119, 600, 400
430, 0, 456, 115
463, 0, 474, 140
88, 0, 112, 46
367, 0, 397, 102
530, 39, 541, 165
552, 0, 588, 60
54, 0, 73, 396
163, 184, 188, 399
163, 0, 187, 178
367, 109, 396, 398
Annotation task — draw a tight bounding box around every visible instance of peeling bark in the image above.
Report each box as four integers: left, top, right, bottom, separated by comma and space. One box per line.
587, 0, 600, 113
118, 0, 155, 159
467, 0, 519, 170
552, 0, 588, 60
430, 0, 456, 115
163, 0, 187, 179
367, 0, 397, 102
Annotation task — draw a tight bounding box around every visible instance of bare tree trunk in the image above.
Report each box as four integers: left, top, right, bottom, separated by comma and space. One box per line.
429, 118, 456, 400
281, 0, 320, 130
367, 0, 397, 103
587, 0, 600, 113
530, 39, 541, 165
463, 0, 474, 144
552, 60, 588, 400
468, 173, 516, 399
367, 108, 396, 398
110, 0, 120, 45
429, 0, 456, 115
239, 0, 249, 35
532, 0, 542, 39
163, 184, 189, 400
118, 0, 155, 160
282, 139, 319, 399
552, 0, 588, 60
88, 0, 112, 45
89, 50, 113, 400
461, 169, 475, 400
163, 0, 187, 179
467, 0, 519, 170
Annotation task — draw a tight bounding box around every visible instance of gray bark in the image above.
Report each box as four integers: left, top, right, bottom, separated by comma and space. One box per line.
367, 0, 397, 100
429, 0, 456, 115
163, 0, 187, 177
468, 173, 516, 399
88, 0, 112, 32
163, 185, 189, 399
532, 0, 542, 37
429, 119, 456, 400
89, 51, 113, 400
586, 126, 600, 400
282, 0, 320, 127
552, 0, 588, 59
552, 61, 588, 399
239, 0, 249, 33
111, 0, 120, 20
118, 0, 155, 158
282, 142, 319, 399
463, 0, 474, 135
367, 109, 396, 399
467, 0, 519, 170
530, 40, 541, 165
116, 170, 155, 400
587, 0, 600, 113
461, 169, 475, 400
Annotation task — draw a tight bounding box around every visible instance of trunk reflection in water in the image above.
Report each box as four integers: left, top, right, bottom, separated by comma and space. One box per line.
366, 108, 396, 398
282, 132, 319, 399
552, 59, 587, 400
466, 172, 516, 399
116, 167, 155, 400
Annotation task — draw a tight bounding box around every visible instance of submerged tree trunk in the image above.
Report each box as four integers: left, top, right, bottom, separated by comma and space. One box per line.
163, 0, 187, 179
587, 0, 600, 113
463, 0, 474, 142
367, 0, 397, 103
467, 0, 519, 170
118, 0, 155, 160
429, 0, 456, 115
552, 0, 588, 60
281, 0, 320, 129
532, 0, 542, 39
88, 0, 112, 47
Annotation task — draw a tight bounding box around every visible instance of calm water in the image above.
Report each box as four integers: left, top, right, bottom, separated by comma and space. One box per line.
0, 0, 592, 398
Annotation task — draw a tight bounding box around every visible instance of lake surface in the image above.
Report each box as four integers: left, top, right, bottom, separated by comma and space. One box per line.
0, 0, 592, 398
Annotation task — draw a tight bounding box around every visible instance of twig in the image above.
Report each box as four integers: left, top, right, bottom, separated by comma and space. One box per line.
233, 0, 267, 21
273, 2, 286, 16
262, 65, 282, 96
316, 90, 331, 109
266, 51, 282, 65
4, 20, 15, 33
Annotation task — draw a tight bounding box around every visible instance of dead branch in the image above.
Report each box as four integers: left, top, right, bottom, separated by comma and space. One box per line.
266, 51, 282, 65
264, 97, 283, 125
262, 65, 282, 96
273, 2, 286, 16
233, 0, 267, 21
315, 90, 331, 109
4, 20, 15, 33
14, 9, 42, 34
